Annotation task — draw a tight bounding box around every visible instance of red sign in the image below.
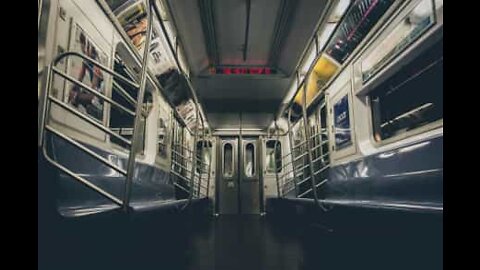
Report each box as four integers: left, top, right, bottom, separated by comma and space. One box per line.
213, 67, 276, 75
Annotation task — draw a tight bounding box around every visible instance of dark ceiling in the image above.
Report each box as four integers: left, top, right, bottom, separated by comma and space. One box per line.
165, 0, 331, 130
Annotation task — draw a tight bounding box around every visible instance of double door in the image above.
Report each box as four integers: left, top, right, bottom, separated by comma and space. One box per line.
216, 137, 263, 214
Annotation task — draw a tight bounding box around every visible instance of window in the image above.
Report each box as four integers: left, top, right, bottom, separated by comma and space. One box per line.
157, 110, 169, 159
196, 140, 212, 174
245, 143, 255, 177
223, 143, 234, 177
370, 40, 442, 142
66, 24, 109, 123
109, 43, 153, 151
333, 94, 352, 150
325, 0, 395, 65
361, 0, 435, 82
266, 140, 282, 174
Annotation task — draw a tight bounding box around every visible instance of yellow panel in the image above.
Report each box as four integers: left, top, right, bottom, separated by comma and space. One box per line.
293, 54, 339, 106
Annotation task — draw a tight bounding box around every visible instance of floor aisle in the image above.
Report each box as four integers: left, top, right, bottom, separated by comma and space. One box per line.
39, 210, 442, 270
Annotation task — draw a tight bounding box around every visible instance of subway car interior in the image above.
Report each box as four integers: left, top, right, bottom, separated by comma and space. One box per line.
38, 0, 443, 269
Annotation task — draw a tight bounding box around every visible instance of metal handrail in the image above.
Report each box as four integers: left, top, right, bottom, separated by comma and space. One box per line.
112, 80, 137, 108
39, 0, 213, 214
52, 67, 136, 117
45, 125, 127, 176
121, 1, 153, 211
310, 140, 329, 152
292, 140, 308, 149
39, 2, 156, 213
173, 181, 190, 193
171, 160, 193, 175
311, 153, 330, 164
171, 149, 210, 171
48, 96, 132, 146
273, 120, 282, 197
298, 188, 313, 198
293, 151, 309, 162
301, 84, 319, 205
52, 51, 139, 88
286, 108, 299, 197
42, 143, 124, 206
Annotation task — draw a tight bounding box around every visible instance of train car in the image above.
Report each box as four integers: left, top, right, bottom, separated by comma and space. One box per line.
38, 0, 443, 269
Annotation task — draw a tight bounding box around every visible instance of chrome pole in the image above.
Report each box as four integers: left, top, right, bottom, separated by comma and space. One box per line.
273, 120, 281, 197
197, 117, 206, 197
122, 2, 154, 212
301, 84, 319, 204
286, 108, 299, 197
182, 104, 200, 210
206, 129, 212, 198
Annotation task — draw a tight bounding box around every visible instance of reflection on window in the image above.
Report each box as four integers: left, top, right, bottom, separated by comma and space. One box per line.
110, 44, 137, 149
334, 94, 352, 150
325, 0, 394, 64
157, 111, 169, 159
196, 140, 212, 174
370, 40, 442, 141
223, 143, 233, 177
361, 0, 435, 82
266, 140, 282, 174
245, 143, 255, 177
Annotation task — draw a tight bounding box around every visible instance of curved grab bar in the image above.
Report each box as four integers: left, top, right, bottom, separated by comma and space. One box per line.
52, 51, 140, 89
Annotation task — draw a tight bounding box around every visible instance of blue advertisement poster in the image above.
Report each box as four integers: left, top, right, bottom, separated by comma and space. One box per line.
334, 95, 352, 149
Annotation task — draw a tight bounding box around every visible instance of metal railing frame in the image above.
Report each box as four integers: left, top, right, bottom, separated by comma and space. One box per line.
38, 0, 213, 213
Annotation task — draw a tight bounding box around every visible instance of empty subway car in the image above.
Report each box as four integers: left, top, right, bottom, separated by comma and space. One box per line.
38, 0, 443, 269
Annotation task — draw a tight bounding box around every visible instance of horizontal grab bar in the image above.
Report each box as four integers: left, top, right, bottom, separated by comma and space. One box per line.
52, 51, 139, 89
52, 67, 136, 117
48, 96, 132, 146
45, 125, 127, 176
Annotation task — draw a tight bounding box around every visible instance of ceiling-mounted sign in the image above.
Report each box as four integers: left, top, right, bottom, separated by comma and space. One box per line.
212, 67, 278, 75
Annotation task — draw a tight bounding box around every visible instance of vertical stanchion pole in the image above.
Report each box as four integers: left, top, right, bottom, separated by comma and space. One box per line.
301, 83, 319, 204
197, 117, 205, 197
187, 105, 200, 204
273, 120, 281, 197
123, 2, 154, 212
206, 130, 212, 198
286, 108, 298, 197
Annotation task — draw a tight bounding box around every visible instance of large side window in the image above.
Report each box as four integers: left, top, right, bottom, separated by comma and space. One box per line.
360, 0, 436, 83
369, 40, 443, 142
196, 140, 212, 174
265, 140, 282, 174
109, 43, 153, 151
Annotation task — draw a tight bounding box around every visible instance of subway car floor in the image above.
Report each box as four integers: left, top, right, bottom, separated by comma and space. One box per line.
38, 202, 442, 270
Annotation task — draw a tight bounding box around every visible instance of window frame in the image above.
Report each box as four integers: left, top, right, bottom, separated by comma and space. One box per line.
358, 0, 437, 84
265, 139, 283, 175
243, 141, 257, 179
349, 0, 443, 148
222, 142, 235, 178
329, 81, 357, 160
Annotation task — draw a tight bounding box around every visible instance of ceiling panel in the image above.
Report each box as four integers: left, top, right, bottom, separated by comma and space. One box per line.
166, 0, 332, 130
